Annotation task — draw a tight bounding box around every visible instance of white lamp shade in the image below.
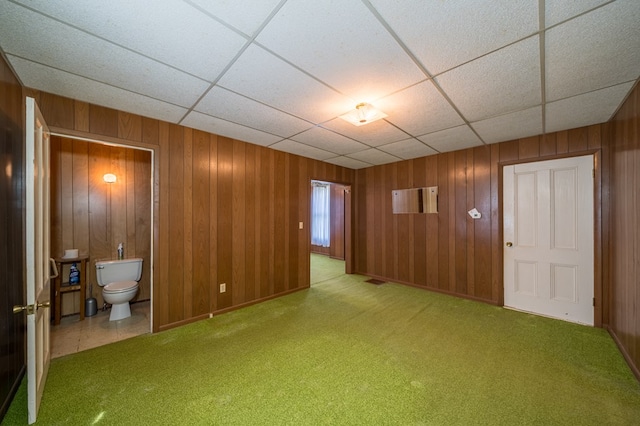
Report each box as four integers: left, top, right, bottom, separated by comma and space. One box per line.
339, 103, 388, 126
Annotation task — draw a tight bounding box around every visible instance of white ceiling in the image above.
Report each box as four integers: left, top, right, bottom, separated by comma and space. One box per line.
1, 0, 638, 169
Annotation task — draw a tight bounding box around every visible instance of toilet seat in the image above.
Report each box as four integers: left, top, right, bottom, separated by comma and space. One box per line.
104, 280, 138, 294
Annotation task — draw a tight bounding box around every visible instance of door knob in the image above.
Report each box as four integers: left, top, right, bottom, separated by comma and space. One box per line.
506, 242, 513, 247
13, 301, 50, 314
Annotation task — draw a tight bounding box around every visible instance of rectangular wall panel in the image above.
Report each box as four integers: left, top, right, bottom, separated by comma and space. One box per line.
551, 264, 578, 303
552, 168, 578, 250
515, 261, 537, 297
516, 172, 537, 247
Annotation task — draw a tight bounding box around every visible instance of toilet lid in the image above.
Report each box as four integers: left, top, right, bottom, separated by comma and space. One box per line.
104, 280, 138, 293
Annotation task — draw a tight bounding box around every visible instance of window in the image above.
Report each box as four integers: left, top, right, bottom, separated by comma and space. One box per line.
311, 182, 330, 247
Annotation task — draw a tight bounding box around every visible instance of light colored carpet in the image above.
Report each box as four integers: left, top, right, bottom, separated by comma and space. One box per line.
3, 254, 640, 424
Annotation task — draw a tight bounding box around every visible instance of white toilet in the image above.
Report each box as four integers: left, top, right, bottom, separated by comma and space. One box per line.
95, 258, 143, 321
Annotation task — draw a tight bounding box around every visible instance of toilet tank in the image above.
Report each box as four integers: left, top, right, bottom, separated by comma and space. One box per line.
95, 258, 143, 286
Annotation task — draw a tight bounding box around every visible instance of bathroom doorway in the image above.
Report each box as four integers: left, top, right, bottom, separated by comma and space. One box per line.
49, 134, 154, 357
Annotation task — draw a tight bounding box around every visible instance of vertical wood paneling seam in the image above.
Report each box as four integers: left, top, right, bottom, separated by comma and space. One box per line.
183, 129, 193, 318
157, 122, 170, 327
209, 134, 218, 313
466, 149, 475, 296
448, 153, 456, 292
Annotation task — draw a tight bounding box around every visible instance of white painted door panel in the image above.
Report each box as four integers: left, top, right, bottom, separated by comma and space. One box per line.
504, 155, 594, 325
25, 97, 51, 423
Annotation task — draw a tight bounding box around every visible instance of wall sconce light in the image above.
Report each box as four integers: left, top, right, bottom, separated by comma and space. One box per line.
339, 102, 388, 126
103, 173, 117, 183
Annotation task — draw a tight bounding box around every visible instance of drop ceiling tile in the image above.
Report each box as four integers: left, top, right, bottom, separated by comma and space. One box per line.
376, 80, 464, 137
195, 86, 314, 138
8, 56, 187, 123
418, 125, 484, 153
320, 117, 408, 147
10, 0, 247, 81
256, 0, 425, 101
325, 156, 371, 170
545, 0, 610, 27
0, 2, 209, 107
471, 107, 542, 144
217, 44, 354, 123
188, 0, 283, 36
546, 82, 635, 133
181, 111, 282, 147
1, 1, 634, 171
269, 140, 336, 161
378, 138, 438, 160
546, 0, 640, 102
348, 149, 400, 166
368, 0, 538, 75
435, 36, 541, 122
290, 126, 369, 156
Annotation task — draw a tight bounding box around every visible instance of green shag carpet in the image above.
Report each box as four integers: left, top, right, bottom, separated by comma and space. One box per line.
3, 255, 640, 425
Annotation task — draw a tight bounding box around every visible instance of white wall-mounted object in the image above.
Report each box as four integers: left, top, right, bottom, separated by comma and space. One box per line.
468, 208, 481, 219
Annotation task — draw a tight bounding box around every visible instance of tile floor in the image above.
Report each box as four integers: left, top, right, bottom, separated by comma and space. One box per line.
50, 301, 150, 358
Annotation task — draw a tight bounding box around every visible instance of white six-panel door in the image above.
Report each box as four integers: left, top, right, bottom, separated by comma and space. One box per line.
25, 97, 51, 423
503, 155, 594, 325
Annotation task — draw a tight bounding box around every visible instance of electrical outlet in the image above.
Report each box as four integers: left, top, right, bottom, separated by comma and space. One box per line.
220, 283, 226, 293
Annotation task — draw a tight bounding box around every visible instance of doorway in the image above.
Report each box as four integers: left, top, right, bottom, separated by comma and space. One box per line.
49, 134, 154, 356
503, 155, 594, 325
309, 180, 352, 285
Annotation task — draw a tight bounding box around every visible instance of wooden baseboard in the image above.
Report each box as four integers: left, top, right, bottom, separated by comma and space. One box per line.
607, 326, 640, 382
157, 313, 211, 332
356, 271, 498, 306
212, 287, 306, 316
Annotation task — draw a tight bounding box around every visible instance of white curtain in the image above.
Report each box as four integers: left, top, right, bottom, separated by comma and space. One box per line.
311, 183, 330, 247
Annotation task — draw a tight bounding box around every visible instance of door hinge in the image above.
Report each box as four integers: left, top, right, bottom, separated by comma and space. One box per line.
593, 297, 596, 307
592, 169, 595, 178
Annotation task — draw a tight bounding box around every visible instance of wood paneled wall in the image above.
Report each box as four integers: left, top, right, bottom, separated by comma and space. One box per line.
354, 127, 606, 324
0, 52, 26, 420
609, 82, 640, 379
27, 90, 354, 332
50, 136, 152, 314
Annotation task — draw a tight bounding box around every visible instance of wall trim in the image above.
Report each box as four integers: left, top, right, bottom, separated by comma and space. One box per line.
358, 272, 500, 306
607, 326, 640, 381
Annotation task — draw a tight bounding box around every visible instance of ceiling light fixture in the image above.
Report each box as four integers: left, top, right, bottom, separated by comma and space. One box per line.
339, 102, 388, 126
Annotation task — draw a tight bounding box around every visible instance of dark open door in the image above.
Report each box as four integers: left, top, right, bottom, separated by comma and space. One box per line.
0, 76, 26, 419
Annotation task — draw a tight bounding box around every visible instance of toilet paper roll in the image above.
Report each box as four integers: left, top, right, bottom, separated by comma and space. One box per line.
63, 249, 79, 258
